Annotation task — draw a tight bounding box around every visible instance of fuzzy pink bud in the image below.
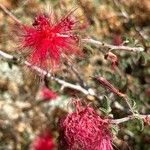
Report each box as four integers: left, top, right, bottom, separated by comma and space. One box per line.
58, 100, 113, 150
38, 87, 57, 101
30, 131, 55, 150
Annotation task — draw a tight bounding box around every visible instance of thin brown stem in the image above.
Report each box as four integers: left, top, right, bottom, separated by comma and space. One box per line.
111, 114, 150, 124
0, 49, 96, 97
0, 4, 21, 24
82, 38, 144, 52
93, 76, 136, 115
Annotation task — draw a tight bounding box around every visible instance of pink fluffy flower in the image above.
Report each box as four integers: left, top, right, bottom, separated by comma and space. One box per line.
30, 131, 55, 150
58, 101, 113, 150
18, 9, 82, 70
39, 87, 57, 101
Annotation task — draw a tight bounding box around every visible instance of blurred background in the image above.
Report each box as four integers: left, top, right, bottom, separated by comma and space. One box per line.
0, 0, 150, 150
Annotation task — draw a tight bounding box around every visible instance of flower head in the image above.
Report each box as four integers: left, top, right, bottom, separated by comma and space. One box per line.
30, 131, 55, 150
38, 86, 57, 101
58, 100, 113, 150
105, 51, 118, 70
18, 9, 83, 70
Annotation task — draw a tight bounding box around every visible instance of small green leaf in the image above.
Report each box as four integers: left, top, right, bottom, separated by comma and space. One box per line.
99, 107, 108, 114
104, 96, 112, 113
128, 97, 137, 110
134, 115, 144, 131
99, 96, 112, 115
138, 52, 150, 65
111, 125, 119, 135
